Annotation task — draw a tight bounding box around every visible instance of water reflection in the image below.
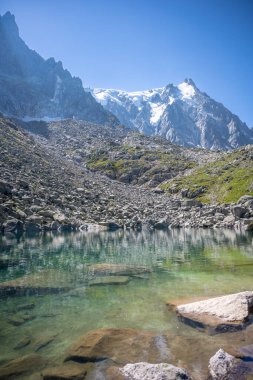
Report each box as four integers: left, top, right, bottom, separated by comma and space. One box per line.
0, 229, 253, 283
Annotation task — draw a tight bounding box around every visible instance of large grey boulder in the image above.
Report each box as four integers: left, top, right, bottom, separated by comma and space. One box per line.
118, 362, 192, 380
176, 291, 253, 333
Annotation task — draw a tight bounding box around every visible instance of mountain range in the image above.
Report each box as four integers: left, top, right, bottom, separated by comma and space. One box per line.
0, 11, 253, 150
92, 80, 253, 150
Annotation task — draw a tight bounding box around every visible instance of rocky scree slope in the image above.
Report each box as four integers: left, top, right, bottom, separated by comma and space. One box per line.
1, 116, 253, 232
0, 116, 189, 233
92, 79, 253, 150
0, 12, 118, 126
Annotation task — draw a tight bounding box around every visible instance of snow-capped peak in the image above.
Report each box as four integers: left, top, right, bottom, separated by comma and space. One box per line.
91, 80, 253, 150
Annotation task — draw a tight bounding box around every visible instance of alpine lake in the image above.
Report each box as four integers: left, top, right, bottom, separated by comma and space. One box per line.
0, 228, 253, 380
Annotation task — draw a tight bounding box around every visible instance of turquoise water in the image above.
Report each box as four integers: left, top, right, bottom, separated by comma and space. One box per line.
0, 228, 253, 379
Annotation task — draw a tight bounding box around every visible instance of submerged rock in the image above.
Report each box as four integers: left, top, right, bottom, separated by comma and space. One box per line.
88, 263, 151, 277
42, 362, 91, 380
0, 269, 74, 297
34, 334, 57, 352
65, 328, 171, 365
0, 353, 45, 379
175, 291, 253, 333
89, 276, 130, 286
116, 362, 192, 380
14, 336, 31, 350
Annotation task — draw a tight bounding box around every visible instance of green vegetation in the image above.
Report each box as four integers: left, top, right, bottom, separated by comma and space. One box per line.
161, 146, 253, 203
87, 144, 195, 185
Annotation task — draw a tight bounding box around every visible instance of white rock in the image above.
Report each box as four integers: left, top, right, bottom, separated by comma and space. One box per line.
176, 291, 253, 329
119, 362, 192, 380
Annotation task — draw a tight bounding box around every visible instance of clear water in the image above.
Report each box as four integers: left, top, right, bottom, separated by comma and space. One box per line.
0, 228, 253, 379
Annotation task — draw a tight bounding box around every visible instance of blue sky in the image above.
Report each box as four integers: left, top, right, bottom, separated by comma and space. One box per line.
1, 0, 253, 127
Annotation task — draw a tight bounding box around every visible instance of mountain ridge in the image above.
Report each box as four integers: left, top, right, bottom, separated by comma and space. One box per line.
92, 79, 253, 150
0, 11, 119, 126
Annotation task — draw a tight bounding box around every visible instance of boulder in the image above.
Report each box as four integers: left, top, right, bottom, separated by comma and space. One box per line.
232, 205, 246, 219
176, 291, 253, 334
116, 362, 192, 380
3, 219, 23, 234
42, 362, 90, 380
0, 269, 74, 297
207, 348, 253, 380
237, 195, 253, 205
153, 220, 169, 229
208, 349, 236, 380
0, 353, 45, 379
0, 180, 12, 196
51, 220, 60, 230
65, 328, 172, 364
89, 276, 130, 286
88, 263, 151, 277
99, 221, 123, 230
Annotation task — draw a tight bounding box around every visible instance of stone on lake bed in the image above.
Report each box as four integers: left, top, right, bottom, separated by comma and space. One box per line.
174, 291, 253, 334
65, 328, 172, 365
14, 336, 31, 350
34, 334, 57, 352
0, 269, 74, 297
115, 362, 192, 380
16, 303, 35, 311
89, 276, 130, 286
0, 353, 46, 379
88, 263, 151, 277
42, 362, 91, 380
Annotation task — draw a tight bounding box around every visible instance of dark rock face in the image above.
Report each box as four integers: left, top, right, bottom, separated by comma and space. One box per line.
0, 12, 118, 126
93, 80, 253, 150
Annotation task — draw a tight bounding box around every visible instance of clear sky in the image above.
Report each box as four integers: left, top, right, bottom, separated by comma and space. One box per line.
1, 0, 253, 127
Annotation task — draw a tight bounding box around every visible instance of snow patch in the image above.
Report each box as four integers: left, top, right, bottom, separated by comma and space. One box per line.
93, 89, 123, 107
150, 103, 166, 125
51, 75, 62, 103
178, 82, 195, 99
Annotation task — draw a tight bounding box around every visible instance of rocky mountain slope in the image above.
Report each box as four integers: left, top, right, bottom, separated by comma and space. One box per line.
92, 79, 253, 150
161, 144, 253, 204
0, 115, 252, 233
86, 133, 220, 187
0, 12, 118, 125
